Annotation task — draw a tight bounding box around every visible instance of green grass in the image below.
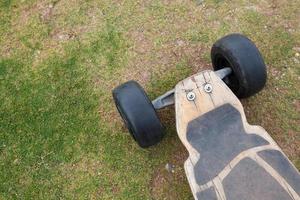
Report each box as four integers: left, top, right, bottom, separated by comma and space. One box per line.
0, 0, 299, 199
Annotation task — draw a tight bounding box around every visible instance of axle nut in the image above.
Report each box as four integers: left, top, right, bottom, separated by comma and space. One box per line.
187, 91, 196, 101
204, 83, 213, 93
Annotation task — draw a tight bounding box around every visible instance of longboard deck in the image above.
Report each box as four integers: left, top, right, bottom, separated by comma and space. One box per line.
175, 70, 300, 200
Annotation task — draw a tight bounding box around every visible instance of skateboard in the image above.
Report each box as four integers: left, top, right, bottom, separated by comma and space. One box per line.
112, 34, 300, 200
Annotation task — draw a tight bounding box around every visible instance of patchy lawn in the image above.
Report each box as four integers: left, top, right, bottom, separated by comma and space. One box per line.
0, 0, 299, 199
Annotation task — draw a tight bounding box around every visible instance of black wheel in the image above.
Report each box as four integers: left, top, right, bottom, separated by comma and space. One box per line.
211, 33, 267, 98
112, 81, 164, 148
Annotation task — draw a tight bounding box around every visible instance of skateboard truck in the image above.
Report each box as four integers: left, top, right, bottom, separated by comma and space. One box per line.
112, 34, 300, 199
152, 67, 232, 110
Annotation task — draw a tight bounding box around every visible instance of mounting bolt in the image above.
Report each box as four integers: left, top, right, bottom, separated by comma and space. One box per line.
187, 91, 196, 101
204, 83, 213, 93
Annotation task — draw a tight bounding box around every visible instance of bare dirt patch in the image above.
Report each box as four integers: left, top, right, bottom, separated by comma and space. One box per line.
150, 143, 189, 200
293, 99, 300, 113
17, 1, 56, 26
